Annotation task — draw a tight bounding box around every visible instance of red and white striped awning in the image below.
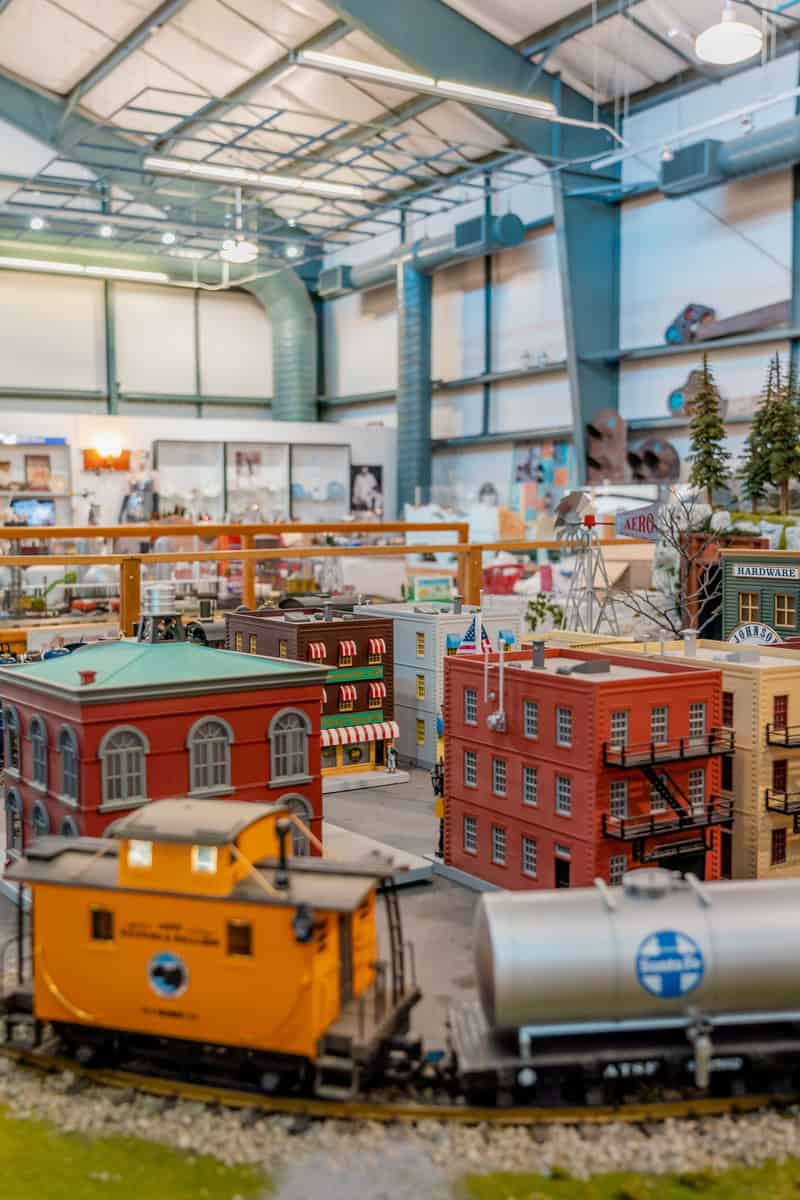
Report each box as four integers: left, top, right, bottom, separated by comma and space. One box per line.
308, 641, 327, 661
322, 688, 328, 704
321, 720, 399, 747
338, 639, 357, 659
339, 683, 358, 703
368, 637, 386, 656
369, 680, 387, 701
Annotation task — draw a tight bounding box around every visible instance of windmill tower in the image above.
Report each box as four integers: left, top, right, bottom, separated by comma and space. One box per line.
555, 491, 620, 635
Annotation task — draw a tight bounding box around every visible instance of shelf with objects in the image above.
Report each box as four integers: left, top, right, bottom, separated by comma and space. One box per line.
0, 439, 72, 529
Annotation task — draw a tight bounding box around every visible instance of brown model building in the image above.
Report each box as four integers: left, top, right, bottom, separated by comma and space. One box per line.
224, 607, 397, 777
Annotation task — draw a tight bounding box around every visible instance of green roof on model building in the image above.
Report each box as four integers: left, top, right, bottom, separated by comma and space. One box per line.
0, 639, 324, 702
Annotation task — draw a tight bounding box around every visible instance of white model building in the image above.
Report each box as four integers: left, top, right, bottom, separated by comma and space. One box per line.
354, 597, 526, 768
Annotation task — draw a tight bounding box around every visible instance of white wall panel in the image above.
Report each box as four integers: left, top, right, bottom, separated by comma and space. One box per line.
323, 285, 397, 396
0, 272, 105, 390
490, 372, 571, 433
492, 230, 566, 370
432, 256, 485, 381
432, 443, 514, 506
431, 387, 483, 439
115, 283, 196, 394
326, 400, 397, 426
198, 290, 272, 397
620, 175, 791, 349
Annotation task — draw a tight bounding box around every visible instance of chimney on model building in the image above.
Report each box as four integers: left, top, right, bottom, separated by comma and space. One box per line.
531, 640, 545, 669
453, 594, 463, 615
682, 629, 697, 658
324, 603, 333, 622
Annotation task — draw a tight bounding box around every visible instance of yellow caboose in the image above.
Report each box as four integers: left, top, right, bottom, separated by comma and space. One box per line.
3, 798, 420, 1097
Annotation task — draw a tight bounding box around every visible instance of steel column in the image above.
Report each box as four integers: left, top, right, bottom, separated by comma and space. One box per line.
482, 176, 493, 436
793, 62, 800, 377
103, 281, 119, 415
396, 260, 432, 510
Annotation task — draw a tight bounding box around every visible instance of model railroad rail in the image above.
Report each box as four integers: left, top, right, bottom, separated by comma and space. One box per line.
0, 1044, 789, 1128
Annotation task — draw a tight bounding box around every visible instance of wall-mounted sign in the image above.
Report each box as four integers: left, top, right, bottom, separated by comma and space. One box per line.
728, 622, 781, 645
732, 564, 799, 581
615, 501, 661, 542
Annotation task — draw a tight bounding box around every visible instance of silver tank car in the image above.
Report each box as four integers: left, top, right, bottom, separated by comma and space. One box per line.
474, 868, 800, 1032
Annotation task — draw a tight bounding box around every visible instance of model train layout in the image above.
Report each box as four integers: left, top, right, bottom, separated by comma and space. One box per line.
4, 795, 800, 1110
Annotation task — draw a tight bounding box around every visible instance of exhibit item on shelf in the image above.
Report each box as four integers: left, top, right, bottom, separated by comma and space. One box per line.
225, 442, 290, 519
511, 439, 576, 521
290, 443, 350, 520
0, 461, 11, 488
350, 464, 384, 514
24, 454, 51, 490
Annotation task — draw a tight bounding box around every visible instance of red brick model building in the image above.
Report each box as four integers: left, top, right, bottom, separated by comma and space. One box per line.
0, 622, 327, 858
443, 643, 734, 889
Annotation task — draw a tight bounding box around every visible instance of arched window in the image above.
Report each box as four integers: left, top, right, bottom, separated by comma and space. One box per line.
60, 815, 80, 838
4, 707, 19, 774
99, 727, 149, 808
187, 718, 232, 794
28, 717, 47, 788
269, 710, 310, 785
30, 798, 49, 839
5, 789, 21, 852
58, 726, 79, 803
281, 795, 313, 856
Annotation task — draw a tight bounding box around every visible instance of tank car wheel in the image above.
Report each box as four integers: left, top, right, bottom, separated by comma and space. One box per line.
259, 1071, 282, 1094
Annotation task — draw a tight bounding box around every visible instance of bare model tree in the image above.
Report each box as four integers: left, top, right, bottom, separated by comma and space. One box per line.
613, 491, 727, 637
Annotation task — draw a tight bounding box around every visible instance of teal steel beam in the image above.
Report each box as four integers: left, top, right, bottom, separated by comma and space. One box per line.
482, 175, 492, 437
791, 60, 800, 376
103, 280, 119, 415
63, 0, 193, 121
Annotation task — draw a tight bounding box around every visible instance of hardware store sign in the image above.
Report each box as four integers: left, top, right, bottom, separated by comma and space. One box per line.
732, 565, 800, 580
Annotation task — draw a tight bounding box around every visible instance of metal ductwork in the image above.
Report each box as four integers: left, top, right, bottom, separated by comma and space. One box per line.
243, 270, 318, 421
318, 212, 525, 297
397, 262, 432, 511
661, 115, 800, 197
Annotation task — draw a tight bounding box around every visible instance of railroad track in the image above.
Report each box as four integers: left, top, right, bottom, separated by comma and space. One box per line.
0, 1044, 790, 1127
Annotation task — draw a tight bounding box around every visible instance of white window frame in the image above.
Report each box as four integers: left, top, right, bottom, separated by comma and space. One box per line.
689, 702, 707, 739
522, 835, 537, 878
650, 780, 667, 812
187, 716, 235, 795
464, 687, 477, 725
98, 725, 150, 812
522, 765, 537, 807
28, 716, 47, 790
523, 700, 538, 739
610, 780, 628, 820
491, 824, 506, 865
191, 845, 218, 874
463, 814, 477, 854
282, 794, 313, 856
57, 725, 79, 807
556, 706, 573, 748
30, 798, 49, 839
4, 705, 20, 777
650, 705, 669, 745
127, 839, 152, 869
610, 710, 628, 748
492, 757, 507, 797
464, 749, 477, 787
609, 854, 628, 886
688, 767, 705, 811
555, 774, 572, 816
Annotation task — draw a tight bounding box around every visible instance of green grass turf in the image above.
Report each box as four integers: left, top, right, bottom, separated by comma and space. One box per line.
0, 1105, 268, 1199
459, 1159, 800, 1200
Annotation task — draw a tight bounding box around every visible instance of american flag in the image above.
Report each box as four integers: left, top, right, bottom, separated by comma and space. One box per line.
456, 615, 493, 654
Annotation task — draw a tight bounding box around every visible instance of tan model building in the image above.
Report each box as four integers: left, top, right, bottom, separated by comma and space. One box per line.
614, 637, 800, 879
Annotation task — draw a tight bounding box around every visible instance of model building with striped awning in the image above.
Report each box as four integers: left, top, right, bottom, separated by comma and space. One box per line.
224, 605, 396, 780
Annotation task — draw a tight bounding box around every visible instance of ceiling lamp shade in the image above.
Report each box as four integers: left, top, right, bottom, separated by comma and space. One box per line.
695, 3, 762, 65
220, 237, 258, 264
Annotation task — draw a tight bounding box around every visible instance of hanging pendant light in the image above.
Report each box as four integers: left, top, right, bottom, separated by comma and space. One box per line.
695, 2, 763, 65
219, 186, 259, 265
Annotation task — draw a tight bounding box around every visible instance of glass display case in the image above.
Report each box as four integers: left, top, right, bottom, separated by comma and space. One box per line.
225, 442, 290, 521
290, 443, 350, 521
154, 440, 225, 521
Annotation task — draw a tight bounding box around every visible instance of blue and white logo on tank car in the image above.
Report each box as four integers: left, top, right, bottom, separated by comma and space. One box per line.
148, 951, 189, 999
636, 930, 704, 998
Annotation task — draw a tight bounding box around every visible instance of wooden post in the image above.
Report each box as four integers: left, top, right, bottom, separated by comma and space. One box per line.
241, 534, 256, 610
465, 545, 483, 606
120, 557, 141, 637
454, 522, 470, 598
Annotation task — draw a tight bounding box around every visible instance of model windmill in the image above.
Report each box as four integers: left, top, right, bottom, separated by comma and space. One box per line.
555, 491, 620, 635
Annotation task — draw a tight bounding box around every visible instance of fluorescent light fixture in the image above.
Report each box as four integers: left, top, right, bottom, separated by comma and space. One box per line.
695, 3, 762, 64
29, 216, 45, 231
434, 79, 555, 116
0, 256, 168, 283
220, 237, 259, 264
143, 154, 365, 199
99, 223, 114, 238
161, 230, 176, 245
299, 48, 435, 90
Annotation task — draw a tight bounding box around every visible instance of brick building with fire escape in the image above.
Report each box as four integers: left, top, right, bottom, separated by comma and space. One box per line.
442, 643, 733, 890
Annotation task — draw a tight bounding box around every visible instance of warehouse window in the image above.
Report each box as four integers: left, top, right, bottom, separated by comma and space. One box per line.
721, 755, 734, 793
492, 758, 507, 796
415, 631, 425, 657
338, 641, 355, 667
234, 631, 243, 651
416, 674, 425, 700
774, 593, 797, 628
688, 768, 705, 812
127, 840, 152, 869
338, 691, 354, 714
91, 908, 114, 942
279, 640, 288, 659
61, 816, 79, 837
609, 855, 628, 887
416, 718, 425, 745
269, 710, 309, 784
689, 702, 707, 739
464, 750, 477, 787
30, 799, 49, 839
100, 726, 148, 808
188, 717, 232, 792
650, 778, 667, 813
491, 825, 506, 866
738, 592, 759, 623
523, 700, 538, 739
772, 827, 787, 866
248, 634, 257, 655
191, 845, 218, 874
556, 706, 572, 747
650, 705, 668, 745
722, 692, 734, 728
773, 759, 788, 793
555, 775, 572, 815
464, 687, 477, 724
463, 815, 477, 854
774, 695, 789, 729
4, 790, 21, 853
4, 707, 19, 774
227, 921, 252, 957
283, 795, 312, 856
523, 765, 537, 807
58, 726, 79, 803
368, 637, 386, 665
28, 716, 47, 788
610, 711, 628, 748
521, 836, 537, 878
610, 780, 628, 819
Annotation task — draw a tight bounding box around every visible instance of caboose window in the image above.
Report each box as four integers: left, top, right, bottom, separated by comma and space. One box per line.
191, 845, 218, 874
91, 908, 114, 941
127, 839, 152, 869
227, 921, 252, 957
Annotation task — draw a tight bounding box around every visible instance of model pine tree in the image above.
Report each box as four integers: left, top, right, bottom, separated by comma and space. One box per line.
765, 354, 800, 515
688, 354, 730, 507
738, 355, 776, 513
